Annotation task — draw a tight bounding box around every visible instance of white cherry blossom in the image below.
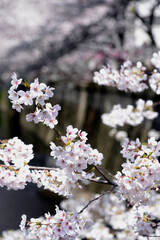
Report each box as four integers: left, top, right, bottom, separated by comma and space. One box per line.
93, 60, 148, 92
8, 73, 60, 129
18, 90, 33, 105
151, 51, 160, 69
30, 78, 46, 98
102, 99, 158, 128
20, 206, 87, 240
115, 137, 160, 205
11, 72, 22, 89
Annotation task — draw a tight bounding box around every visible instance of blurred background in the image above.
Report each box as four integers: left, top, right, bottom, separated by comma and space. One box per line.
0, 0, 160, 233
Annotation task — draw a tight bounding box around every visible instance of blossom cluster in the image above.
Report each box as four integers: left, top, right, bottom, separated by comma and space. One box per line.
93, 60, 148, 92
0, 137, 33, 167
61, 192, 160, 239
101, 99, 158, 128
120, 137, 160, 161
19, 206, 88, 240
3, 192, 160, 239
0, 165, 31, 190
93, 51, 160, 96
50, 125, 103, 171
31, 168, 73, 197
0, 137, 33, 190
0, 124, 103, 196
115, 137, 160, 205
61, 193, 124, 240
8, 73, 61, 129
49, 125, 103, 195
29, 124, 103, 197
134, 211, 157, 237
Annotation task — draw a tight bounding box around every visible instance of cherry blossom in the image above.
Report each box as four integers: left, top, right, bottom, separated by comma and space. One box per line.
18, 90, 33, 105
132, 209, 158, 237
115, 137, 160, 205
31, 168, 74, 197
26, 104, 61, 128
93, 60, 148, 92
29, 78, 47, 98
50, 125, 103, 170
8, 73, 61, 128
19, 206, 88, 240
0, 137, 33, 167
0, 165, 31, 190
60, 192, 160, 239
102, 99, 158, 128
10, 72, 22, 90
148, 129, 160, 140
0, 137, 33, 190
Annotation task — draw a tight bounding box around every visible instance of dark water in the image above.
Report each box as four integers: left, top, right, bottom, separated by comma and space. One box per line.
0, 82, 156, 232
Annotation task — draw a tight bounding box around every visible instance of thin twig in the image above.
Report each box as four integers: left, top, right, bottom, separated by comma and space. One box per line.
78, 186, 116, 214
53, 128, 65, 145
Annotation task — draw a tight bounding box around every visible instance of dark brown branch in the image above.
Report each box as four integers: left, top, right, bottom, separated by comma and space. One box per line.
93, 165, 117, 187
97, 165, 116, 179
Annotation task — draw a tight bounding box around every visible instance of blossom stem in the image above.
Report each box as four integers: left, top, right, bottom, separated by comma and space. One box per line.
53, 128, 66, 145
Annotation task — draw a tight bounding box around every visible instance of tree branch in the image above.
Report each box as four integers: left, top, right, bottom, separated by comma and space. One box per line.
78, 186, 116, 214
134, 2, 159, 47
0, 164, 57, 171
93, 165, 117, 187
97, 165, 116, 179
0, 164, 114, 185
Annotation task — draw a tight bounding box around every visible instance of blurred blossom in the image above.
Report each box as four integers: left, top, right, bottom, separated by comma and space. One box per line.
148, 129, 160, 140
